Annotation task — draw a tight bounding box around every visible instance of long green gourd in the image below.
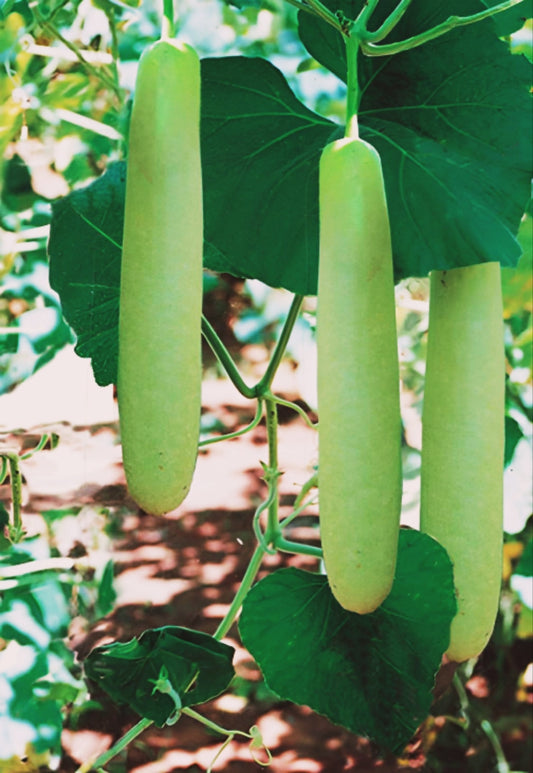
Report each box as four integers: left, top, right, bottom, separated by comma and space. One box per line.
420, 262, 505, 661
317, 137, 402, 614
117, 39, 203, 515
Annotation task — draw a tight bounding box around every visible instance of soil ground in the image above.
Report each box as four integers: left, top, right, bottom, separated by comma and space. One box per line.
1, 347, 530, 772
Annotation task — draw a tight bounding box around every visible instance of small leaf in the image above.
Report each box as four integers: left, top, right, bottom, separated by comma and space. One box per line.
84, 626, 235, 726
239, 529, 456, 753
515, 538, 533, 578
96, 559, 116, 618
505, 415, 524, 466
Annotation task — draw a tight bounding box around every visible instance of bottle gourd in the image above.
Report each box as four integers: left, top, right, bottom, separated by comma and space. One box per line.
117, 40, 203, 515
420, 262, 505, 661
317, 137, 402, 614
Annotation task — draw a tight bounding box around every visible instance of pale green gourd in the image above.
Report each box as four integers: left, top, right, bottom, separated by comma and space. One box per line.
117, 40, 203, 515
420, 262, 505, 661
317, 137, 402, 614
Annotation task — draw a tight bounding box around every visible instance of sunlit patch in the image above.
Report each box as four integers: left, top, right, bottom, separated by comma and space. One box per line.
202, 603, 231, 619
211, 692, 247, 713
61, 729, 113, 766
114, 566, 193, 606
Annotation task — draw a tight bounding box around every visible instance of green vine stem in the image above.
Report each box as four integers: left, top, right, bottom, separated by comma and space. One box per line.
269, 394, 317, 429
354, 0, 380, 30
19, 432, 58, 460
253, 467, 280, 553
0, 456, 7, 485
298, 0, 344, 32
201, 315, 256, 398
214, 544, 266, 640
279, 492, 318, 531
480, 719, 511, 773
1, 451, 24, 542
364, 0, 414, 43
202, 293, 304, 400
361, 0, 524, 56
29, 5, 121, 101
255, 293, 304, 395
452, 672, 511, 772
199, 399, 264, 447
293, 471, 318, 510
100, 2, 122, 94
263, 396, 281, 544
182, 708, 272, 768
75, 717, 153, 773
276, 536, 323, 558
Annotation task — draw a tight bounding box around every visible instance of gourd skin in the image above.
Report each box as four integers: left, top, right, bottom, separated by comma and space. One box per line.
317, 137, 402, 614
420, 262, 505, 661
117, 40, 202, 515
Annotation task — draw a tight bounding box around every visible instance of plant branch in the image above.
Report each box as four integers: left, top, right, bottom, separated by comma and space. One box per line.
263, 396, 281, 545
255, 294, 304, 395
201, 315, 255, 398
276, 536, 323, 558
269, 395, 317, 429
213, 544, 266, 640
299, 0, 345, 33
199, 399, 264, 447
19, 431, 58, 459
354, 0, 380, 30
30, 7, 120, 100
2, 452, 24, 542
361, 0, 525, 56
364, 0, 414, 43
75, 717, 153, 773
203, 294, 304, 401
101, 2, 122, 94
253, 467, 280, 553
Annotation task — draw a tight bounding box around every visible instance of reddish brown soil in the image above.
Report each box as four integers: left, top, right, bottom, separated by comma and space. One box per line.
1, 354, 530, 772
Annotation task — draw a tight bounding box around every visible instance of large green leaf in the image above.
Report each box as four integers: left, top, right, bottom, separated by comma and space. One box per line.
299, 0, 532, 280
201, 56, 336, 291
239, 529, 457, 754
84, 626, 235, 726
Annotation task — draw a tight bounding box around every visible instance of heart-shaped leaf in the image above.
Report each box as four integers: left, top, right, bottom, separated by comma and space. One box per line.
239, 529, 456, 753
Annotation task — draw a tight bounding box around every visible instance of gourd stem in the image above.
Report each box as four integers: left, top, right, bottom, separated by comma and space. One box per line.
361, 0, 523, 56
255, 294, 304, 395
345, 33, 361, 139
162, 0, 176, 39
